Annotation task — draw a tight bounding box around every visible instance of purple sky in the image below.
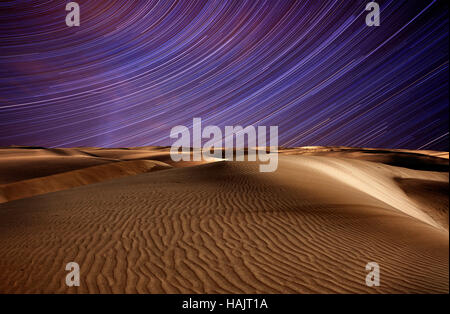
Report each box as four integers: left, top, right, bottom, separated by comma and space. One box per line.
0, 0, 448, 150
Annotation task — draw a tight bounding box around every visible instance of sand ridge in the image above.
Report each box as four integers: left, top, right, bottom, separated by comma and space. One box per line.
0, 160, 172, 203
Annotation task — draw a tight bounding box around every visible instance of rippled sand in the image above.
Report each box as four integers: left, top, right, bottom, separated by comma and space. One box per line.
0, 146, 447, 293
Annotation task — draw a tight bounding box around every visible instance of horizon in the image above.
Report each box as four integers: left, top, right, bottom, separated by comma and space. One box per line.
1, 144, 449, 152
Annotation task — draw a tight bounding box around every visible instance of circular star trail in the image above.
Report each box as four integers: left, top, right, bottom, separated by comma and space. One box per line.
0, 0, 448, 149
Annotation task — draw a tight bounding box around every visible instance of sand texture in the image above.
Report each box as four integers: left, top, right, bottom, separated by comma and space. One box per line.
0, 146, 448, 293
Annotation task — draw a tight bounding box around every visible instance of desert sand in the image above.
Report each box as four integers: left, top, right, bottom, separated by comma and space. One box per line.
0, 146, 448, 293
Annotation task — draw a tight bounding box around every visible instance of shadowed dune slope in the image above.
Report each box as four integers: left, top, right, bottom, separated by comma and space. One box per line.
0, 155, 113, 185
0, 147, 211, 186
0, 160, 172, 203
395, 178, 449, 231
0, 155, 447, 293
0, 146, 207, 203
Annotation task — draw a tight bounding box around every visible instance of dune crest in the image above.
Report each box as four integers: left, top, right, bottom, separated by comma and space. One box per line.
280, 156, 448, 230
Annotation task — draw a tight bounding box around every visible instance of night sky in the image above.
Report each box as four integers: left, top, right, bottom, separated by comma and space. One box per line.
0, 0, 448, 150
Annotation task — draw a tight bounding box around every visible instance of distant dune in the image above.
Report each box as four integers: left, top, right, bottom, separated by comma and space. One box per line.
0, 160, 171, 203
0, 146, 448, 293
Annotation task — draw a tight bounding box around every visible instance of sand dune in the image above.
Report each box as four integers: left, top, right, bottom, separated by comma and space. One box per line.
0, 160, 172, 203
0, 147, 447, 293
0, 155, 113, 185
280, 146, 449, 172
0, 146, 184, 203
395, 178, 448, 231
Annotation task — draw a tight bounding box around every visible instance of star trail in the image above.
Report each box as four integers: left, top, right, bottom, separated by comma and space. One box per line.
0, 0, 448, 150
